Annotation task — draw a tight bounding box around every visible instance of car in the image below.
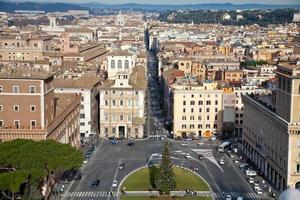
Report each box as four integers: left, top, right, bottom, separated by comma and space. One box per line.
219, 159, 225, 165
253, 183, 260, 190
239, 163, 248, 169
112, 180, 118, 187
127, 142, 135, 146
237, 197, 244, 200
234, 160, 239, 164
185, 153, 191, 159
225, 194, 232, 200
186, 138, 192, 141
246, 170, 257, 177
118, 162, 125, 169
211, 136, 216, 141
91, 179, 100, 188
109, 140, 118, 145
255, 188, 263, 195
197, 142, 204, 145
181, 143, 188, 146
248, 177, 255, 184
198, 154, 204, 160
83, 159, 88, 164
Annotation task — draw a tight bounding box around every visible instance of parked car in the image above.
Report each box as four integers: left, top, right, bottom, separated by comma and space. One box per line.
255, 188, 263, 195
91, 179, 100, 188
219, 159, 225, 165
246, 170, 257, 177
248, 177, 255, 184
118, 162, 125, 169
185, 153, 191, 159
109, 140, 118, 145
112, 180, 118, 187
237, 197, 243, 200
253, 183, 260, 190
225, 194, 232, 200
181, 143, 188, 146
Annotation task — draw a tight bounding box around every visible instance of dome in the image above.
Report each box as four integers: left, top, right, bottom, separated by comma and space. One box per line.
279, 189, 300, 200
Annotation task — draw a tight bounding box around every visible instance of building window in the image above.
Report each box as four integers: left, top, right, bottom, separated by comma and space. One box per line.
215, 108, 218, 112
128, 114, 132, 121
206, 108, 210, 112
80, 114, 85, 118
198, 101, 203, 105
190, 101, 195, 105
105, 127, 109, 134
120, 100, 124, 106
198, 116, 202, 120
135, 91, 139, 95
191, 108, 194, 113
0, 120, 3, 127
0, 85, 2, 93
206, 124, 210, 129
215, 100, 218, 105
81, 96, 84, 101
14, 120, 20, 129
105, 100, 109, 106
207, 116, 210, 120
80, 122, 85, 126
297, 164, 300, 173
112, 100, 116, 106
30, 105, 36, 112
198, 124, 202, 129
30, 120, 36, 129
206, 100, 211, 105
13, 85, 19, 93
182, 116, 186, 120
111, 60, 115, 68
183, 101, 186, 106
112, 127, 116, 134
135, 128, 139, 134
0, 105, 3, 112
183, 108, 186, 113
104, 113, 108, 121
14, 105, 19, 112
127, 127, 131, 134
214, 124, 217, 129
215, 115, 218, 120
190, 116, 194, 120
118, 60, 122, 68
124, 60, 129, 69
29, 86, 36, 93
182, 124, 186, 129
199, 108, 202, 112
120, 115, 124, 121
128, 100, 131, 106
81, 105, 84, 109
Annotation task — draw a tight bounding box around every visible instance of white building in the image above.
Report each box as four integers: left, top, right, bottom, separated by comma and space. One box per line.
41, 17, 65, 35
107, 50, 136, 80
99, 65, 146, 139
54, 76, 101, 137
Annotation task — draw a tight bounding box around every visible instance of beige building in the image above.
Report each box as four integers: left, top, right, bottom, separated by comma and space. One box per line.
172, 79, 223, 139
99, 65, 146, 139
242, 62, 300, 191
0, 67, 81, 148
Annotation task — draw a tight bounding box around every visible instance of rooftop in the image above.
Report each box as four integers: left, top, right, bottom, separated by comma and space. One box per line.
54, 75, 101, 89
54, 93, 78, 116
0, 67, 54, 80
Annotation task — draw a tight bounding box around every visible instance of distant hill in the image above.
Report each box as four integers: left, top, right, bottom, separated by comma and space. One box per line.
83, 2, 300, 11
0, 1, 87, 13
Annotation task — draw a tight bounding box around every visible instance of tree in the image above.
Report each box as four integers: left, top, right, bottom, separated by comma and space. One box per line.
0, 139, 83, 199
155, 141, 176, 194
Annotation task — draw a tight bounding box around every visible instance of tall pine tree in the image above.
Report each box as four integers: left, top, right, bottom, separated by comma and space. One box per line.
155, 141, 176, 194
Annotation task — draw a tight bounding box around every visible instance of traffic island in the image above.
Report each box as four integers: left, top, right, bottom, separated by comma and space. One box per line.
120, 166, 212, 200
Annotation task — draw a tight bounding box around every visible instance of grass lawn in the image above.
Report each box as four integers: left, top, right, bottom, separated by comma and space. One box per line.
121, 196, 212, 200
121, 166, 209, 191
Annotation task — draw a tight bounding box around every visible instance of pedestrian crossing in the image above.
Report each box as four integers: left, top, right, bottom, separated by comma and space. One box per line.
66, 191, 117, 198
213, 192, 272, 199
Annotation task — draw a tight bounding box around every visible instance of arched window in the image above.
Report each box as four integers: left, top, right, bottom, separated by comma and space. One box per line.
124, 60, 129, 69
111, 60, 115, 68
118, 60, 122, 68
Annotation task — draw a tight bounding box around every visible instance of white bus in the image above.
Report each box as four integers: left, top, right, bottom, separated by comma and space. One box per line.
218, 142, 231, 152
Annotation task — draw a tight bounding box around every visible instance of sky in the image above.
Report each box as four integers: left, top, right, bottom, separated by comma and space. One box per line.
12, 0, 300, 5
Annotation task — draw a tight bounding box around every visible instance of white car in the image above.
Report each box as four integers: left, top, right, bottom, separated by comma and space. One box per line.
211, 136, 216, 141
237, 197, 244, 200
219, 159, 225, 165
112, 180, 118, 187
246, 170, 257, 177
253, 183, 260, 190
255, 188, 263, 195
83, 159, 88, 164
181, 143, 188, 146
248, 177, 254, 184
225, 194, 232, 200
185, 153, 191, 159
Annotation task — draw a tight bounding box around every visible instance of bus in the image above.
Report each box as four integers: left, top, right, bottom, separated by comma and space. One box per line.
218, 142, 231, 153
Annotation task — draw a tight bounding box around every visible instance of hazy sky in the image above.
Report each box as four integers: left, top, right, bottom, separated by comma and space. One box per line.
13, 0, 300, 5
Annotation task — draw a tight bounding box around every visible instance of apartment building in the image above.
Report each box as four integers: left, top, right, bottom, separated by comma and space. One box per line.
106, 50, 136, 79
0, 67, 81, 148
242, 62, 300, 191
54, 75, 101, 138
99, 64, 146, 139
172, 78, 223, 139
